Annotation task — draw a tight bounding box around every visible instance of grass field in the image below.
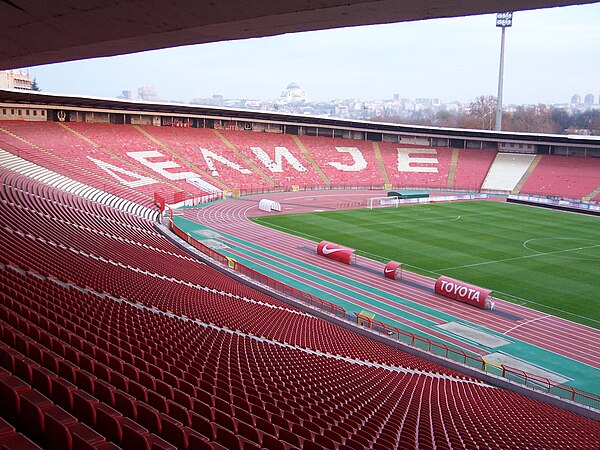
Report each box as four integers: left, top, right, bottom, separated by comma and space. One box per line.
251, 200, 600, 329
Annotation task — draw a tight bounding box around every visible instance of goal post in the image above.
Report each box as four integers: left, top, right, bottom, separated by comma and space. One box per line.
367, 196, 399, 209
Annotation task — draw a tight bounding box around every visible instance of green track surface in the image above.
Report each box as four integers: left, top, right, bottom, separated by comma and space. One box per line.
251, 201, 600, 329
172, 206, 600, 396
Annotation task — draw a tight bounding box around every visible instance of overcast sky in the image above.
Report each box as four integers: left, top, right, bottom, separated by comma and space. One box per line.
28, 3, 600, 106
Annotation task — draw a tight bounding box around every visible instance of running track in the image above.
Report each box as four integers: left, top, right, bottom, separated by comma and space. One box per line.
177, 191, 600, 391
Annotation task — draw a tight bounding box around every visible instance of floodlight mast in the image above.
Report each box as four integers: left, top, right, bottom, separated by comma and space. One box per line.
495, 12, 513, 131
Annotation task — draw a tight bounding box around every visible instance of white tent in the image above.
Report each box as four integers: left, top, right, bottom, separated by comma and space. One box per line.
258, 199, 281, 212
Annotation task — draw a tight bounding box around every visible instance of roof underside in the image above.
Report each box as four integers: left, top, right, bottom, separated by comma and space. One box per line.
0, 0, 595, 70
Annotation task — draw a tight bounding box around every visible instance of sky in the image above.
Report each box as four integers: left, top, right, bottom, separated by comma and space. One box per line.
27, 3, 600, 106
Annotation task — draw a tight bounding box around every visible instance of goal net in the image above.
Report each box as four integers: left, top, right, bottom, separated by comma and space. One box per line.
367, 196, 399, 209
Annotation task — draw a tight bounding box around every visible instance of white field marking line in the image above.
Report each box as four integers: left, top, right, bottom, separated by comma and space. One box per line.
367, 215, 461, 226
205, 204, 600, 347
436, 242, 600, 272
502, 314, 552, 335
523, 237, 600, 261
493, 289, 600, 326
377, 209, 506, 220
250, 219, 323, 242
356, 249, 443, 276
234, 201, 599, 322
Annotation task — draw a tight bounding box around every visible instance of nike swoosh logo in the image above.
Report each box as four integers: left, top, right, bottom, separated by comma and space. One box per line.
384, 268, 395, 273
322, 244, 346, 255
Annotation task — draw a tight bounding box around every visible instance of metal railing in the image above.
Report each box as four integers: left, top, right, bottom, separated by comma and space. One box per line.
167, 195, 600, 411
354, 313, 600, 410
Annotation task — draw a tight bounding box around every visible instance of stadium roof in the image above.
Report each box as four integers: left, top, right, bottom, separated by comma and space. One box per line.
1, 0, 597, 70
2, 88, 599, 149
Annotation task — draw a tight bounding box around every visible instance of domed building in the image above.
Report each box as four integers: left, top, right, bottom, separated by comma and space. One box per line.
280, 81, 309, 104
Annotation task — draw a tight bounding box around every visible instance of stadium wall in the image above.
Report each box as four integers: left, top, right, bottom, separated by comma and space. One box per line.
507, 197, 600, 216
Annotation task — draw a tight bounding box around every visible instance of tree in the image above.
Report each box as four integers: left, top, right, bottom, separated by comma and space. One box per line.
468, 95, 497, 130
503, 105, 557, 134
31, 78, 41, 91
551, 107, 571, 133
589, 111, 600, 136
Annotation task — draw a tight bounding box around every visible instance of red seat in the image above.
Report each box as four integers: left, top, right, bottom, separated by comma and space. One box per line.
19, 389, 53, 441
42, 405, 78, 450
186, 430, 212, 450
74, 369, 95, 394
188, 412, 215, 441
291, 423, 314, 442
0, 345, 17, 372
214, 423, 242, 450
121, 419, 150, 450
127, 379, 148, 403
159, 414, 187, 449
166, 399, 189, 426
91, 379, 115, 407
113, 390, 137, 419
0, 416, 16, 438
14, 356, 39, 385
155, 379, 174, 401
51, 378, 78, 411
261, 433, 286, 450
213, 408, 235, 433
136, 402, 162, 435
31, 366, 56, 397
0, 375, 30, 425
0, 431, 41, 449
94, 404, 123, 445
70, 422, 111, 450
235, 419, 260, 446
254, 416, 276, 437
71, 390, 98, 427
147, 389, 168, 414
146, 433, 177, 450
278, 427, 301, 448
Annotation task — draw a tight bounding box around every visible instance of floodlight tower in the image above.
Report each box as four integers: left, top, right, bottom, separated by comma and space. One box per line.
495, 12, 513, 131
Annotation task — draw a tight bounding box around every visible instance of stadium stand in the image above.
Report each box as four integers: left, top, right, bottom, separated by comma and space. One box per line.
139, 126, 269, 191
4, 120, 600, 202
519, 154, 600, 199
481, 153, 537, 192
296, 136, 383, 187
0, 121, 162, 208
378, 144, 454, 190
0, 148, 157, 220
61, 122, 213, 201
452, 149, 497, 191
1, 167, 600, 449
223, 131, 323, 188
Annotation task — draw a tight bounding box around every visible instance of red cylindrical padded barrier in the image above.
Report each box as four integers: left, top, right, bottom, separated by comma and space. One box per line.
434, 276, 491, 309
317, 241, 355, 265
384, 261, 402, 279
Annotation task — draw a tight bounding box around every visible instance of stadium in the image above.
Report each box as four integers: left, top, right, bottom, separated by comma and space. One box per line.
1, 1, 600, 449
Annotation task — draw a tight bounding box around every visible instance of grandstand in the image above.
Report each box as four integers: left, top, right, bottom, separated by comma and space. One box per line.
2, 154, 600, 449
2, 1, 600, 449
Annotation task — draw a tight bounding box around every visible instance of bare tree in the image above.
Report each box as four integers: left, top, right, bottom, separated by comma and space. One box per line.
503, 105, 558, 134
370, 96, 599, 136
468, 95, 497, 130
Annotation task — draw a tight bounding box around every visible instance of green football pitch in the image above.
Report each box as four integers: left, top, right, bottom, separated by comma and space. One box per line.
251, 200, 600, 329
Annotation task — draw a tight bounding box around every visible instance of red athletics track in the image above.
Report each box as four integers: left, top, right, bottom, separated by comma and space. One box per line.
181, 190, 600, 370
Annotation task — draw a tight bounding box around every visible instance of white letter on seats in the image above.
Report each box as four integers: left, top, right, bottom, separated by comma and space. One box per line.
250, 147, 306, 173
328, 147, 367, 172
397, 148, 439, 173
200, 148, 252, 177
87, 156, 157, 187
127, 151, 198, 180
